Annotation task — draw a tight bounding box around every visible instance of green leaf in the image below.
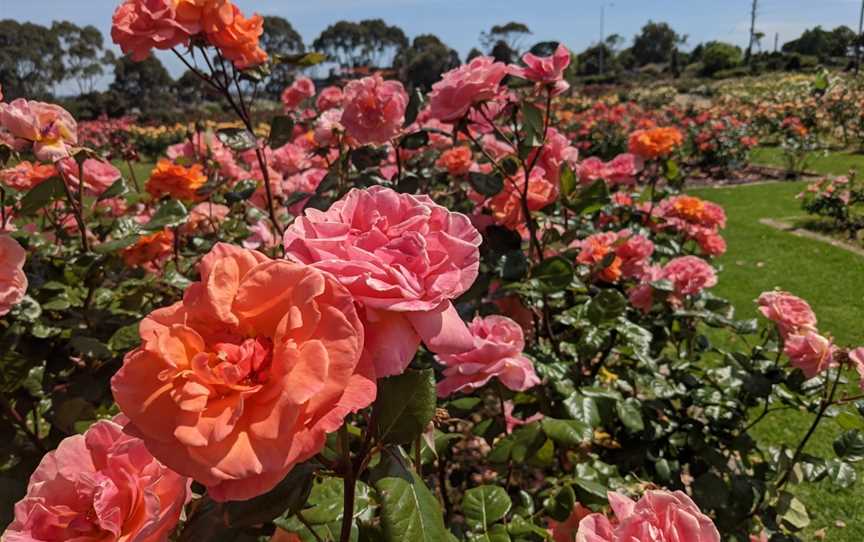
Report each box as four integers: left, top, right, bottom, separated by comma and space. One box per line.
543, 485, 575, 521
467, 524, 510, 542
225, 179, 259, 203
586, 289, 628, 325
614, 319, 653, 364
269, 115, 295, 148
69, 336, 111, 359
776, 492, 810, 531
94, 235, 139, 253
374, 369, 436, 445
373, 451, 448, 542
278, 51, 328, 67
692, 472, 728, 510
565, 179, 609, 215
487, 422, 546, 464
142, 200, 188, 231
217, 128, 257, 151
541, 418, 592, 447
404, 88, 424, 126
563, 393, 600, 427
97, 177, 129, 202
468, 171, 504, 197
20, 177, 65, 216
521, 102, 544, 143
463, 485, 512, 531
226, 462, 318, 527
615, 398, 645, 432
108, 324, 141, 352
833, 429, 864, 462
826, 460, 857, 488
560, 163, 577, 199
532, 257, 573, 293
400, 131, 429, 150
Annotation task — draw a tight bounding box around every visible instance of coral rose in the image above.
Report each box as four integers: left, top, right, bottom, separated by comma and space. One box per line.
436, 315, 541, 397
575, 230, 653, 284
428, 56, 508, 123
784, 331, 836, 378
0, 99, 78, 162
316, 85, 344, 111
181, 202, 230, 235
0, 161, 56, 191
281, 77, 316, 111
111, 0, 198, 61
577, 490, 720, 542
437, 146, 474, 176
121, 230, 175, 272
661, 255, 717, 297
146, 159, 207, 201
757, 290, 817, 338
550, 504, 593, 542
628, 126, 683, 160
485, 168, 559, 232
0, 235, 27, 317
202, 2, 267, 68
510, 43, 571, 95
340, 74, 408, 145
3, 417, 189, 542
111, 243, 375, 501
283, 186, 481, 377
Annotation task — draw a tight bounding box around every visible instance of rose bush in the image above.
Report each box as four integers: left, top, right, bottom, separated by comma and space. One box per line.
0, 5, 862, 542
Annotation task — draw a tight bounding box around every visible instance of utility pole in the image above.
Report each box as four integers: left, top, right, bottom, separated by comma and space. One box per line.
774, 32, 779, 53
599, 3, 606, 75
856, 0, 864, 74
745, 0, 758, 65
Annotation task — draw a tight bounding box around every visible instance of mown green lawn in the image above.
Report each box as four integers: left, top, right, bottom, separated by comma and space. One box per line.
750, 145, 864, 177
689, 178, 864, 541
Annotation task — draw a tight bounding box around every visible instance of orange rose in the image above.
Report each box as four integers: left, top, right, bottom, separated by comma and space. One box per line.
628, 126, 683, 159
111, 244, 375, 501
436, 146, 474, 176
202, 2, 267, 68
486, 168, 558, 231
0, 161, 56, 191
146, 159, 207, 201
121, 230, 174, 272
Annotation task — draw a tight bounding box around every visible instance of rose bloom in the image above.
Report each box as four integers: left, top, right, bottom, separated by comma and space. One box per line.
146, 159, 207, 201
121, 230, 175, 272
436, 146, 474, 176
627, 126, 683, 160
576, 490, 720, 542
849, 347, 864, 391
316, 85, 344, 111
112, 243, 375, 501
578, 154, 640, 187
0, 161, 56, 191
111, 0, 197, 61
694, 230, 727, 257
281, 77, 316, 111
784, 331, 836, 378
428, 56, 508, 123
283, 186, 482, 377
57, 158, 122, 197
200, 2, 267, 68
0, 235, 27, 317
503, 400, 544, 434
757, 290, 817, 338
528, 127, 580, 185
658, 195, 726, 230
436, 315, 541, 397
486, 168, 559, 232
662, 255, 717, 297
4, 416, 189, 542
0, 99, 78, 162
181, 202, 230, 235
340, 74, 408, 145
510, 43, 571, 95
575, 230, 653, 284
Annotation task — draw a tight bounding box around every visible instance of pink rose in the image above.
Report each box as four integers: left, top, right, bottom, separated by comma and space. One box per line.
436, 315, 541, 397
111, 0, 197, 61
281, 76, 316, 111
578, 154, 640, 186
428, 56, 508, 123
0, 235, 27, 317
0, 99, 78, 162
510, 44, 571, 95
181, 202, 230, 235
283, 186, 482, 377
340, 74, 407, 145
316, 85, 344, 111
695, 231, 727, 256
784, 331, 836, 378
4, 417, 189, 542
757, 291, 817, 338
57, 158, 122, 197
576, 490, 720, 542
662, 256, 717, 297
313, 108, 344, 147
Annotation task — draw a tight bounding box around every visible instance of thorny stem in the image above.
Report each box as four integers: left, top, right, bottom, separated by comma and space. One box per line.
338, 425, 356, 542
57, 167, 90, 253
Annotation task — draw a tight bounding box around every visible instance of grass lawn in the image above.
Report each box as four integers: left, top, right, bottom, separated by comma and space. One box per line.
750, 145, 864, 177
689, 178, 864, 541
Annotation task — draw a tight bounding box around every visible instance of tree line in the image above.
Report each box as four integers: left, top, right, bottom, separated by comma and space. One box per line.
2, 16, 860, 120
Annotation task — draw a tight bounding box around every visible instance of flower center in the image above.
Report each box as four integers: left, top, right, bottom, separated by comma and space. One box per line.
209, 336, 274, 386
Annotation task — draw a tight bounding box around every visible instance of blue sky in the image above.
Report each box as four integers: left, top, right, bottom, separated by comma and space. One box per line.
3, 0, 862, 87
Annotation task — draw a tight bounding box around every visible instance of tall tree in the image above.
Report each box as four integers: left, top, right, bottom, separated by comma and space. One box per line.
313, 20, 407, 69
480, 22, 532, 54
0, 20, 64, 100
782, 25, 857, 58
109, 56, 175, 117
260, 16, 305, 98
631, 21, 686, 66
394, 34, 460, 91
51, 21, 112, 94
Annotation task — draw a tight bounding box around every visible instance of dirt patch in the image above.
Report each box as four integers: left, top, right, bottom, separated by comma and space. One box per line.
684, 164, 820, 188
758, 218, 864, 257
